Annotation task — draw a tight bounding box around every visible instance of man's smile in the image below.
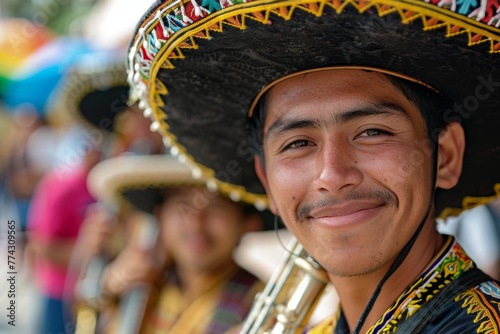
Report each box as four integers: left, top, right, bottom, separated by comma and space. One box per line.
305, 201, 387, 228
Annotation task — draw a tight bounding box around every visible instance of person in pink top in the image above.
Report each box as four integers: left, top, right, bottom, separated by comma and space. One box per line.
26, 129, 101, 334
26, 51, 132, 334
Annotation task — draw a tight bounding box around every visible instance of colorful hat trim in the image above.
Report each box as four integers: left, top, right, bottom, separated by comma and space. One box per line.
128, 0, 500, 99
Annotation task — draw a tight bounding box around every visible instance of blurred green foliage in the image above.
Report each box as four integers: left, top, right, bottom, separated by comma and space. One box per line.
1, 0, 98, 35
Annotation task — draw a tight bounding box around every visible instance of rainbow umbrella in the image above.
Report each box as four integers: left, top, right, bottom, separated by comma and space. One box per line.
0, 18, 54, 97
1, 36, 95, 117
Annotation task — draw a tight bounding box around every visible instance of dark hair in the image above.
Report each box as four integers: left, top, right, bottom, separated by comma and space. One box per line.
247, 92, 268, 167
383, 74, 457, 148
246, 72, 457, 163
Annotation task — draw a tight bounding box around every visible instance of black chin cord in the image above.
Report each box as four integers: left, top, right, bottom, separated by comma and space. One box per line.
351, 147, 439, 334
350, 206, 431, 334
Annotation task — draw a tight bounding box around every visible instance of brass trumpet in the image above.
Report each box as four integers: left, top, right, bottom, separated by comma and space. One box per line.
241, 236, 330, 334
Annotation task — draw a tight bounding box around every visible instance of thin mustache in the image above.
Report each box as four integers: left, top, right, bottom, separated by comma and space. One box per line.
296, 190, 398, 222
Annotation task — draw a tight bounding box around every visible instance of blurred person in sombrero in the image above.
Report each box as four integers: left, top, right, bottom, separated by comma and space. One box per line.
125, 0, 500, 333
25, 48, 163, 334
46, 48, 165, 158
80, 153, 265, 334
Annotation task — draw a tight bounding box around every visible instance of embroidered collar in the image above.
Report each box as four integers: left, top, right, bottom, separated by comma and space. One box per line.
313, 235, 475, 333
368, 235, 474, 333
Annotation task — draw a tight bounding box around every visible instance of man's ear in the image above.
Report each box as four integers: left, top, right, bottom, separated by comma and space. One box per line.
254, 155, 278, 215
435, 122, 465, 190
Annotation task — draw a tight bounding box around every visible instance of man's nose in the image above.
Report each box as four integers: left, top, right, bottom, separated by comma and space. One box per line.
314, 138, 363, 194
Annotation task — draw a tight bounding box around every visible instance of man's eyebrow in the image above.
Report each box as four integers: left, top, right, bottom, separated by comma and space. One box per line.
338, 102, 409, 123
265, 102, 410, 141
265, 119, 321, 141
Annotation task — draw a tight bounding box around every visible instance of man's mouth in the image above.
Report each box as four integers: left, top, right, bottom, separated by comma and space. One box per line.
306, 201, 386, 228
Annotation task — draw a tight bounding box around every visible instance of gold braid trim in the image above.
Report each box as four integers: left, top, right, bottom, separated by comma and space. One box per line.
456, 288, 500, 334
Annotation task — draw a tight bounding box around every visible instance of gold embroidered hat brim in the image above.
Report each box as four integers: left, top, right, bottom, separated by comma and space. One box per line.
127, 0, 500, 218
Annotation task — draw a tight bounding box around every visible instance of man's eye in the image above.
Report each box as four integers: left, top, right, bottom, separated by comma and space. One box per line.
358, 129, 392, 137
283, 139, 310, 151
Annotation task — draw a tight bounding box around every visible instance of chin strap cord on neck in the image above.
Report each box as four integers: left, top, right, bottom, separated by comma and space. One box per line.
351, 208, 430, 334
351, 143, 439, 334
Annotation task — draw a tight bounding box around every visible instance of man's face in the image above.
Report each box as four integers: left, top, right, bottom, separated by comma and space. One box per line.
158, 187, 247, 272
257, 69, 434, 277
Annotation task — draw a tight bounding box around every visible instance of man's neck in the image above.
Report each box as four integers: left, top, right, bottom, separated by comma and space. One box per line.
329, 222, 445, 333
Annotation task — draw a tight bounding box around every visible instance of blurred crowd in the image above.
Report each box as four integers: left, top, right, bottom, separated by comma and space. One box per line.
0, 1, 499, 334
0, 2, 294, 334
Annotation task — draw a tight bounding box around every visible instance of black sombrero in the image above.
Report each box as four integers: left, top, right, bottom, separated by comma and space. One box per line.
126, 0, 500, 218
48, 51, 130, 132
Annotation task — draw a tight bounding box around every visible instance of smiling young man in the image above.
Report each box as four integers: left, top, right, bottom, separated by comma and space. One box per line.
251, 69, 467, 332
124, 0, 500, 332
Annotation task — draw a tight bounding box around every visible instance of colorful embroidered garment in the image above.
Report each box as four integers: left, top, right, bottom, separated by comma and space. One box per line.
306, 236, 500, 334
142, 266, 263, 334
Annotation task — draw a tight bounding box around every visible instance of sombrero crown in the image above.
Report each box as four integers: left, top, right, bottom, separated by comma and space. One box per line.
127, 0, 500, 217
